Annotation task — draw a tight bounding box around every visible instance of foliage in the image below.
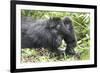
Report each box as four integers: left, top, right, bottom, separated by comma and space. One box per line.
21, 10, 90, 63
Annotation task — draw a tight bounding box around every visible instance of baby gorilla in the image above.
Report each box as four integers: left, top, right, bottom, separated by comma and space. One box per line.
21, 16, 77, 56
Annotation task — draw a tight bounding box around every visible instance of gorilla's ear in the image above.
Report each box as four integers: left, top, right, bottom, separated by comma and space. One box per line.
47, 17, 61, 29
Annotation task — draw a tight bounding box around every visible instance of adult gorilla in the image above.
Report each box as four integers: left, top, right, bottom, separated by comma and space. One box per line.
21, 16, 77, 56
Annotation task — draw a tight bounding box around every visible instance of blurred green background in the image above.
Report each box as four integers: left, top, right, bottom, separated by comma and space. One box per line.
21, 10, 90, 63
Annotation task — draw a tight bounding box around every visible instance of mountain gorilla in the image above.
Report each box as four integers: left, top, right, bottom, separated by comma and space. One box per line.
21, 16, 77, 56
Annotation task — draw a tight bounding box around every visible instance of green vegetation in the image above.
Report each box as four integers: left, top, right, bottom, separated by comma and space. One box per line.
21, 10, 90, 63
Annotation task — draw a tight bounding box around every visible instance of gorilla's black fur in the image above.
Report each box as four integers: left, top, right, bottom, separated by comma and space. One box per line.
21, 16, 77, 55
